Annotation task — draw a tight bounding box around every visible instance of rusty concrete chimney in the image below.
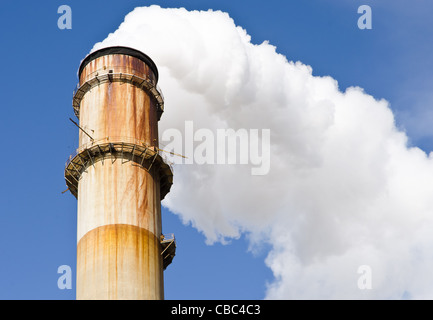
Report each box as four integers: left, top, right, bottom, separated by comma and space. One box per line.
65, 46, 175, 300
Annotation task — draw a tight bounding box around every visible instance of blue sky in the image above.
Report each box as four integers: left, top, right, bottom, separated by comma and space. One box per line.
0, 0, 432, 299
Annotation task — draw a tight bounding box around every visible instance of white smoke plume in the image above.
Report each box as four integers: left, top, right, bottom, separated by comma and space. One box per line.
92, 6, 433, 299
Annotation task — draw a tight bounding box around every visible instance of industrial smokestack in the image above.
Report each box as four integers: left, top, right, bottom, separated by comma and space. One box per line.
65, 46, 175, 300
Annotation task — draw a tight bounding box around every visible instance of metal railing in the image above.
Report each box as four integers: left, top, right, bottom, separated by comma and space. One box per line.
161, 233, 175, 243
65, 136, 174, 171
64, 137, 174, 200
72, 71, 165, 119
73, 70, 162, 98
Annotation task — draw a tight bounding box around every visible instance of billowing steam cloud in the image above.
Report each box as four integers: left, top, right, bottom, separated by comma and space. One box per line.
92, 6, 433, 299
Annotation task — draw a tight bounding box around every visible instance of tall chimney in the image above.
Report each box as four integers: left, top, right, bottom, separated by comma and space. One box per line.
65, 46, 175, 300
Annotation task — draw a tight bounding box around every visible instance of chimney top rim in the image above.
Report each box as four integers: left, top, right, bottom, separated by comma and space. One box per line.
78, 46, 159, 83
